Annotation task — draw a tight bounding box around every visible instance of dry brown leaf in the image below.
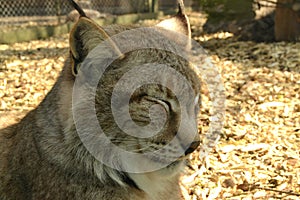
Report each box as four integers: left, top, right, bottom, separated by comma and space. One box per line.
1, 12, 300, 199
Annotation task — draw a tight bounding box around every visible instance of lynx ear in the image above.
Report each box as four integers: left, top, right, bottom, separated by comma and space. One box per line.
69, 17, 123, 75
156, 0, 191, 39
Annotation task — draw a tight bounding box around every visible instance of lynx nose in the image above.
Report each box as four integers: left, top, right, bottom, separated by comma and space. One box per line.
184, 141, 200, 155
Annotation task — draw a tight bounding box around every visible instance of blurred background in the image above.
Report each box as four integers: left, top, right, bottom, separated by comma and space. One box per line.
0, 0, 299, 43
0, 1, 299, 199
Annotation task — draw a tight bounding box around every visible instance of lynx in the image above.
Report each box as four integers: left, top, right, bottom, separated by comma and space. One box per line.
0, 0, 201, 199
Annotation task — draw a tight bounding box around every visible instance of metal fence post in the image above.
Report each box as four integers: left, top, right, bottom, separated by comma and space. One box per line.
149, 0, 158, 13
55, 0, 62, 23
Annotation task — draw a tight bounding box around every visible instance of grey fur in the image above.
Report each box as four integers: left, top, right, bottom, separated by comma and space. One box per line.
0, 1, 201, 199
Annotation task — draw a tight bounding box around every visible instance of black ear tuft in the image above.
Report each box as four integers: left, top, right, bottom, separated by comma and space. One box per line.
156, 0, 191, 37
177, 0, 186, 15
67, 0, 87, 18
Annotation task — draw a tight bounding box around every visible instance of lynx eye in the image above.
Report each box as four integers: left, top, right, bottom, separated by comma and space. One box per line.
143, 96, 171, 113
156, 99, 171, 113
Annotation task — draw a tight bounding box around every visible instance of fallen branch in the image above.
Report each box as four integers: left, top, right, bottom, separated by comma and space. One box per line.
257, 187, 300, 197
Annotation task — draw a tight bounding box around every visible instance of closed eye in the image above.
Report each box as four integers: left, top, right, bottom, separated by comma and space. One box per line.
144, 96, 171, 113
158, 99, 172, 112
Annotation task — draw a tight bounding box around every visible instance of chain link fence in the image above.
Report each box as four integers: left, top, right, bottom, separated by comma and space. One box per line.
0, 0, 152, 17
0, 0, 201, 26
0, 0, 159, 26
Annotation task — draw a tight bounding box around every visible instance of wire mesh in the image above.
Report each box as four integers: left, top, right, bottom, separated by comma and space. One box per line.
0, 0, 150, 17
0, 0, 197, 26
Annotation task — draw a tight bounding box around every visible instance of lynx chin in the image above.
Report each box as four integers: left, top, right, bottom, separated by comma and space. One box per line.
0, 0, 204, 199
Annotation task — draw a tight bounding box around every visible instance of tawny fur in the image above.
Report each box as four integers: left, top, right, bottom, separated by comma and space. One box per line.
0, 1, 201, 199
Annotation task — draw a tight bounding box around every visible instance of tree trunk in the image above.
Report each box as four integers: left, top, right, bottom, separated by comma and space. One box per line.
275, 0, 300, 41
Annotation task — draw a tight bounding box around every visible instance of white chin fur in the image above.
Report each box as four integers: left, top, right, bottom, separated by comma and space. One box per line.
128, 161, 184, 195
93, 151, 184, 189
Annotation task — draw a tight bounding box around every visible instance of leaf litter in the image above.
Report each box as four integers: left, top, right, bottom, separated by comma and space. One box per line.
0, 15, 299, 199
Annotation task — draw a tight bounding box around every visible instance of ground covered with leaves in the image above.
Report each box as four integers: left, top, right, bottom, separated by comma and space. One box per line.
0, 14, 299, 199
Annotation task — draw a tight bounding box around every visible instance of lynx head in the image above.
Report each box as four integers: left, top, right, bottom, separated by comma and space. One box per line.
67, 0, 201, 186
